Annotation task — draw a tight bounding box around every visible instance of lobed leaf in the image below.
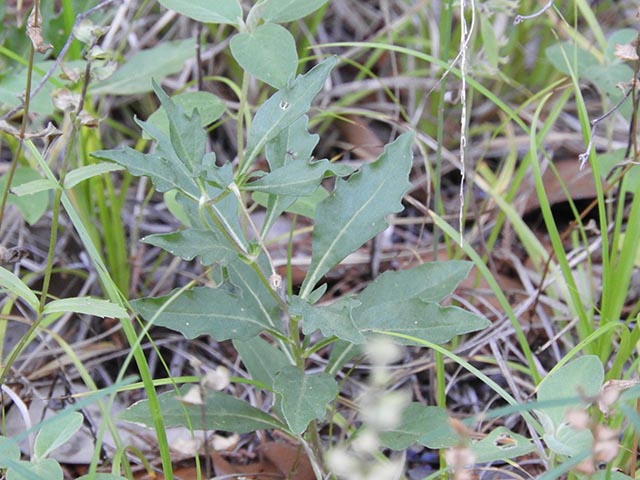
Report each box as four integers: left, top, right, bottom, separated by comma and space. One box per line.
290, 296, 364, 344
265, 115, 319, 171
144, 91, 225, 140
273, 366, 338, 435
358, 261, 473, 306
353, 300, 489, 346
246, 158, 354, 196
142, 229, 237, 266
299, 132, 414, 299
245, 57, 337, 167
234, 336, 291, 390
92, 146, 199, 197
257, 115, 321, 234
132, 282, 278, 342
151, 81, 206, 174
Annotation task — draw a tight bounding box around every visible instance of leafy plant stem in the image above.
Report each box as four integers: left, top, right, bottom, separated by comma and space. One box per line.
199, 196, 248, 255
236, 71, 250, 171
305, 420, 327, 478
286, 214, 297, 298
230, 182, 277, 275
435, 352, 446, 407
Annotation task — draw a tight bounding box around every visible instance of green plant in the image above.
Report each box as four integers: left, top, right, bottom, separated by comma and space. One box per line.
87, 0, 498, 476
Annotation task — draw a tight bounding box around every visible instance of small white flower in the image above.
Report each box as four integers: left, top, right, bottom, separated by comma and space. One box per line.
178, 385, 203, 405
326, 448, 360, 478
364, 337, 404, 366
202, 366, 230, 391
352, 429, 379, 454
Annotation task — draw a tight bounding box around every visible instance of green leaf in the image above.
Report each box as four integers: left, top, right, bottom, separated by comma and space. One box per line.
92, 146, 199, 197
158, 0, 242, 24
0, 61, 84, 116
43, 297, 127, 318
247, 158, 354, 196
7, 459, 63, 480
226, 258, 280, 331
290, 296, 364, 344
326, 340, 361, 376
542, 419, 593, 457
300, 132, 414, 299
471, 427, 536, 463
91, 39, 194, 95
152, 81, 206, 174
120, 386, 287, 433
245, 57, 337, 165
77, 475, 128, 480
604, 28, 638, 60
257, 114, 322, 235
0, 436, 21, 468
143, 229, 237, 266
253, 186, 329, 220
234, 336, 291, 389
353, 301, 489, 346
273, 366, 338, 435
584, 63, 634, 100
164, 190, 192, 226
34, 411, 84, 461
132, 282, 278, 342
0, 266, 39, 310
379, 403, 454, 450
261, 0, 329, 23
0, 167, 50, 225
171, 185, 249, 252
230, 24, 298, 89
358, 261, 473, 306
536, 355, 604, 429
63, 163, 125, 189
10, 179, 58, 196
545, 41, 599, 77
144, 91, 225, 140
265, 115, 319, 170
